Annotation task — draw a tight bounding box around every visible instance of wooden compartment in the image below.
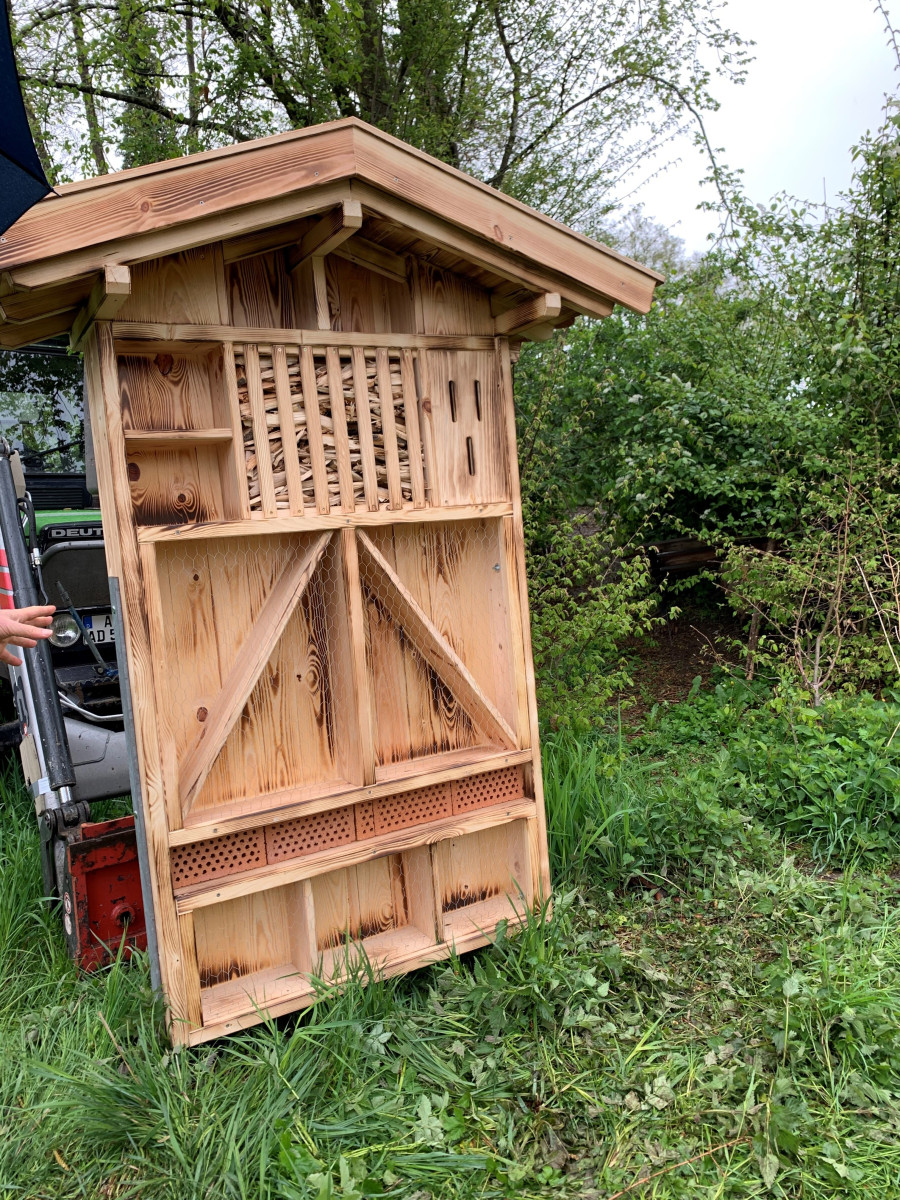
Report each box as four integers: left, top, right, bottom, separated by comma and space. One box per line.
433, 819, 533, 945
193, 883, 316, 1027
119, 345, 247, 525
311, 846, 438, 980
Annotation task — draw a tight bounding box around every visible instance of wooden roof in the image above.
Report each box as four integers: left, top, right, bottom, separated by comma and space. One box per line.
0, 117, 663, 350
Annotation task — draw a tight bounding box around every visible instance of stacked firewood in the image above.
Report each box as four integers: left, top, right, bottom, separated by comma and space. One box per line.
234, 351, 414, 509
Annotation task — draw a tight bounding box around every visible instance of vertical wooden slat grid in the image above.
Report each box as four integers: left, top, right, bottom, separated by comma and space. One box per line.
351, 347, 379, 512
415, 348, 439, 506
244, 343, 277, 517
326, 346, 355, 513
376, 347, 403, 510
400, 348, 426, 509
272, 344, 305, 515
221, 342, 252, 520
300, 345, 330, 515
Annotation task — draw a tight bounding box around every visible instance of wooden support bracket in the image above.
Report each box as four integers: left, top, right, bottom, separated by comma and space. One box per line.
178, 531, 332, 812
332, 236, 407, 284
70, 264, 132, 350
356, 531, 517, 750
288, 200, 363, 272
493, 292, 561, 338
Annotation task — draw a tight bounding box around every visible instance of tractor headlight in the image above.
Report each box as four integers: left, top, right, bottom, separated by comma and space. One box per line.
49, 612, 81, 648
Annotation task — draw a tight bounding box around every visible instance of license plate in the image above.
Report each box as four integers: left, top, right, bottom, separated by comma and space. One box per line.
81, 612, 115, 645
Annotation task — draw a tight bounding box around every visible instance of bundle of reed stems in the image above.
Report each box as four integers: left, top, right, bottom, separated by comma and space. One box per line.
234, 351, 414, 509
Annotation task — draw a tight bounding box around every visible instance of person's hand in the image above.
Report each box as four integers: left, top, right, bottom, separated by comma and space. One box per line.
0, 604, 55, 666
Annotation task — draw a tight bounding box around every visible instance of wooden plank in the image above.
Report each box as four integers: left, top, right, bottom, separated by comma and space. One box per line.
135, 501, 514, 542
333, 236, 407, 284
2, 128, 358, 278
70, 264, 131, 349
177, 797, 536, 912
112, 322, 496, 350
139, 542, 184, 831
342, 529, 376, 786
122, 429, 233, 449
177, 913, 203, 1031
494, 292, 561, 337
299, 345, 331, 514
351, 347, 379, 511
168, 747, 532, 845
243, 342, 277, 518
83, 322, 191, 1037
325, 347, 356, 512
178, 532, 332, 812
400, 349, 426, 508
311, 258, 331, 330
497, 336, 550, 901
288, 200, 363, 269
357, 530, 516, 749
188, 908, 526, 1043
375, 348, 403, 509
271, 344, 305, 514
220, 343, 253, 520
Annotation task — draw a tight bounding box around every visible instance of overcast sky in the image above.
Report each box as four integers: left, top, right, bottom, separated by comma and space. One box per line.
628, 0, 899, 251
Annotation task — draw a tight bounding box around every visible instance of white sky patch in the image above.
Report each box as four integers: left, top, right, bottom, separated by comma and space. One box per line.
627, 0, 899, 251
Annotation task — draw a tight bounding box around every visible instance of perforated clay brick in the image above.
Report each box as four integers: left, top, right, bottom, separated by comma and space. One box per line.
374, 781, 451, 834
171, 828, 266, 889
265, 806, 356, 863
355, 800, 376, 840
452, 766, 525, 814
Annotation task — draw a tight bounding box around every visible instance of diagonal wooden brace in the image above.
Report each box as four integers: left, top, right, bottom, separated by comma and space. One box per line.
356, 531, 517, 750
178, 531, 333, 812
287, 199, 363, 271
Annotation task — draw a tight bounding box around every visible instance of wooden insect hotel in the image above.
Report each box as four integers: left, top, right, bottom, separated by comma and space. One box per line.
0, 120, 661, 1043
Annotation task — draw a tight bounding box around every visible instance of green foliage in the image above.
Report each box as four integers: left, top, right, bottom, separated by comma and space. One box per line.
729, 692, 900, 866
12, 0, 748, 223
0, 349, 85, 473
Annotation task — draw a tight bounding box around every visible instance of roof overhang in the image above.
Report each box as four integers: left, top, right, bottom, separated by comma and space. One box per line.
0, 118, 663, 350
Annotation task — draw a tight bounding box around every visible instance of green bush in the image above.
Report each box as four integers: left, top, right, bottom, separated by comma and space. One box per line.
729, 693, 900, 864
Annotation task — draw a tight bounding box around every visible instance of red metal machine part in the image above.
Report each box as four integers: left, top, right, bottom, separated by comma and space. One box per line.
61, 814, 147, 970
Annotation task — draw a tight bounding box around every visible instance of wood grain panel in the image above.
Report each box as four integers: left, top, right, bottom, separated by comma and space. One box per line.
118, 245, 227, 324
228, 251, 296, 327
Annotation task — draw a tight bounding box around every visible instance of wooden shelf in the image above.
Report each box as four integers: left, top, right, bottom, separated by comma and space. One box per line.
443, 893, 527, 945
319, 926, 437, 982
175, 797, 536, 913
200, 962, 312, 1027
123, 428, 234, 450
169, 748, 533, 846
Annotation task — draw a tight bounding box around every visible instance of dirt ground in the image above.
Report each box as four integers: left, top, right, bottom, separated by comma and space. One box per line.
619, 604, 745, 720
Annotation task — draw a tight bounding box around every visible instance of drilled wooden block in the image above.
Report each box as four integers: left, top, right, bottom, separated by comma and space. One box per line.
171, 828, 266, 889
373, 781, 451, 834
265, 806, 356, 863
355, 800, 376, 840
452, 766, 525, 813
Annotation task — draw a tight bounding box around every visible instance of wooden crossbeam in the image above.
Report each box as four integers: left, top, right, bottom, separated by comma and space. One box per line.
493, 292, 561, 337
332, 236, 407, 284
70, 264, 131, 350
356, 531, 517, 750
178, 531, 332, 812
288, 200, 363, 271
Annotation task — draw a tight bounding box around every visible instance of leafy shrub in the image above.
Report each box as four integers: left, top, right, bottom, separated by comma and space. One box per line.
542, 730, 772, 888
729, 693, 900, 864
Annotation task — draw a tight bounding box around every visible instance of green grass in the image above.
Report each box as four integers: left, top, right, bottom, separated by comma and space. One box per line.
2, 694, 900, 1198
